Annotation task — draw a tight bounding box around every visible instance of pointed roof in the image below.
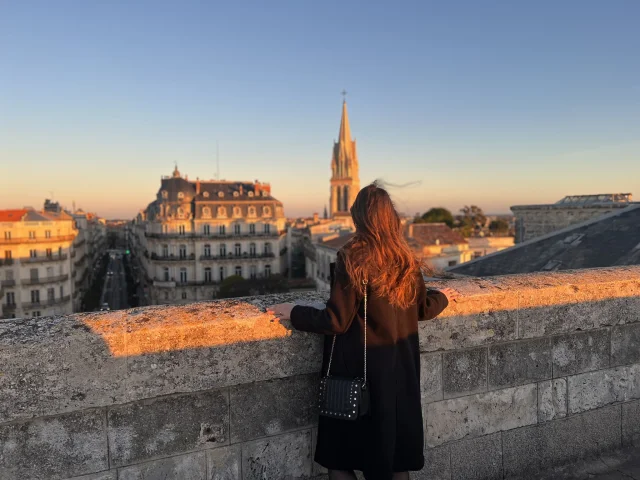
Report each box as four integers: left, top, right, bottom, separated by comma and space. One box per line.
338, 100, 351, 144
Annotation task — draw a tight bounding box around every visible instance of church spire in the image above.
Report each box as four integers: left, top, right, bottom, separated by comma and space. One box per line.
338, 98, 351, 145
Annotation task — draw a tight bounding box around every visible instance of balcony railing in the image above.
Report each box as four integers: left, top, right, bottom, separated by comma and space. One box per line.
0, 234, 76, 245
199, 253, 275, 262
2, 303, 17, 315
145, 231, 282, 240
21, 274, 69, 286
0, 258, 14, 266
1, 279, 16, 288
74, 253, 87, 267
21, 254, 68, 264
150, 253, 196, 262
23, 295, 71, 310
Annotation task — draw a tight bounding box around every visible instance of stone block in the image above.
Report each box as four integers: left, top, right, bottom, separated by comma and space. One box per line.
61, 315, 128, 413
568, 364, 640, 414
122, 302, 323, 401
518, 284, 640, 339
552, 329, 610, 376
413, 445, 450, 480
502, 405, 621, 477
420, 352, 443, 403
538, 379, 567, 422
488, 338, 551, 389
107, 389, 229, 467
66, 472, 117, 480
425, 383, 537, 447
0, 316, 66, 423
622, 400, 640, 447
229, 374, 317, 443
117, 451, 207, 480
443, 347, 487, 398
419, 297, 518, 352
207, 445, 241, 480
612, 323, 640, 366
241, 429, 313, 479
450, 432, 502, 480
0, 409, 107, 480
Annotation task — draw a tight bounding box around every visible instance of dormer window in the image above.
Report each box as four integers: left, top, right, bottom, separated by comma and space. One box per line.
202, 207, 211, 218
161, 190, 168, 199
262, 191, 268, 197
218, 191, 224, 198
248, 191, 254, 197
233, 206, 242, 217
203, 191, 210, 198
248, 206, 256, 217
263, 206, 272, 217
177, 192, 184, 200
233, 191, 239, 197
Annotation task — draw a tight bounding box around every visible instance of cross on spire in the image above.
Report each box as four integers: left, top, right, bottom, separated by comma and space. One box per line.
341, 89, 347, 103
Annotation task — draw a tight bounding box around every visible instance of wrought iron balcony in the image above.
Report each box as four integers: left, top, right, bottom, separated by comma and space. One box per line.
21, 274, 69, 286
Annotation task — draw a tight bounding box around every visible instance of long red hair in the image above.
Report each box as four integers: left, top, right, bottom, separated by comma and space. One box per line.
342, 181, 425, 309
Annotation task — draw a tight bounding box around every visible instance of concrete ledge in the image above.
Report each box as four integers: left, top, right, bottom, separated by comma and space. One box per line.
1, 266, 640, 480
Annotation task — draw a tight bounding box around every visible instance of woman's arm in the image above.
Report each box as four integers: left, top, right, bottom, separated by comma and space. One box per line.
417, 276, 450, 321
289, 255, 359, 335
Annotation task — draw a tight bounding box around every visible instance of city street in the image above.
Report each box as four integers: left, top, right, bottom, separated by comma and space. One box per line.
99, 252, 129, 311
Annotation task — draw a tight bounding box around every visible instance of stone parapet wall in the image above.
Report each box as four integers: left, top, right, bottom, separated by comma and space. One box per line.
1, 266, 640, 479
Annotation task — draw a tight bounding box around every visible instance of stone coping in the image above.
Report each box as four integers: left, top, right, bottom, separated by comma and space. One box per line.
1, 266, 639, 425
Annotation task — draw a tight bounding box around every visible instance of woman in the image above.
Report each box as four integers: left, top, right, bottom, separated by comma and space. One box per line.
267, 182, 458, 480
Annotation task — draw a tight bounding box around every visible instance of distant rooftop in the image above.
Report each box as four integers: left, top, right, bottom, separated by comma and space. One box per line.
555, 193, 633, 206
513, 193, 635, 210
449, 204, 640, 277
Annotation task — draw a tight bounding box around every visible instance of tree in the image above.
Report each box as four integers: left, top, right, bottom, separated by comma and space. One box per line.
217, 275, 251, 298
489, 219, 510, 235
414, 208, 454, 228
457, 205, 487, 237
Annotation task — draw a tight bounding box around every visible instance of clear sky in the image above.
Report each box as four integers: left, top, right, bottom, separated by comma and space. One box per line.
1, 1, 639, 219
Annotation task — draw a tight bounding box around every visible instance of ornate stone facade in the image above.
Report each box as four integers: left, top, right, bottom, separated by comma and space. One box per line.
130, 168, 287, 305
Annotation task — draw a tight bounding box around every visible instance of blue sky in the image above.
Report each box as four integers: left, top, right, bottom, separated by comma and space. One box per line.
1, 1, 638, 218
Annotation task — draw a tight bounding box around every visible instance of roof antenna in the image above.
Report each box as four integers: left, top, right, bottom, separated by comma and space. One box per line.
216, 141, 220, 180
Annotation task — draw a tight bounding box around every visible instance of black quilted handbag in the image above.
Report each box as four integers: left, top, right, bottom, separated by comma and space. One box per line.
318, 280, 370, 420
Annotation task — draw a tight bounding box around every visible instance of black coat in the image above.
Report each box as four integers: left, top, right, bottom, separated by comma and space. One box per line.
290, 255, 449, 479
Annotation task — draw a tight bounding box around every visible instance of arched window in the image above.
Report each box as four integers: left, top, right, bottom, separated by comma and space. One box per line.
177, 192, 184, 200
263, 206, 271, 217
177, 207, 184, 219
217, 206, 227, 218
202, 207, 211, 218
161, 190, 168, 199
248, 206, 256, 217
233, 206, 242, 217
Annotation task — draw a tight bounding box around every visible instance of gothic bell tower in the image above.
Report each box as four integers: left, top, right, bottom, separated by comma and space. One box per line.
330, 95, 360, 218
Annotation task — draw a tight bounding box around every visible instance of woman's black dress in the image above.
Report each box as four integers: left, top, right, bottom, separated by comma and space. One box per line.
290, 254, 448, 479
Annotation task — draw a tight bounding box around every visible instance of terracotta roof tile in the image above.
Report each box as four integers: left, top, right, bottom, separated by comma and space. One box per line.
408, 223, 467, 246
0, 209, 29, 222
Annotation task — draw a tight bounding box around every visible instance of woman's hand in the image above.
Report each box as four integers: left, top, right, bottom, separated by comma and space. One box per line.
266, 303, 295, 321
438, 287, 461, 303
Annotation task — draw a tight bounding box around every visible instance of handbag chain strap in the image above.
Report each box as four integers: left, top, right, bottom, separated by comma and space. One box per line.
326, 279, 368, 384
